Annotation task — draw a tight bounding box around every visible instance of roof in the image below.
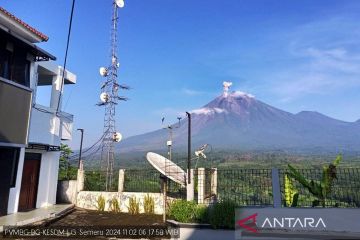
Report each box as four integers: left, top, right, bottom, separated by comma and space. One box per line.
0, 7, 49, 42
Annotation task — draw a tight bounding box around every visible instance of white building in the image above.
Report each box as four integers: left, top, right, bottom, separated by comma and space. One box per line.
0, 7, 76, 216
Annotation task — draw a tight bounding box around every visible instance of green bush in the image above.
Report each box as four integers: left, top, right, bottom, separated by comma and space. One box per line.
96, 195, 106, 211
194, 205, 209, 223
144, 194, 155, 214
128, 196, 140, 214
209, 200, 237, 229
168, 200, 197, 223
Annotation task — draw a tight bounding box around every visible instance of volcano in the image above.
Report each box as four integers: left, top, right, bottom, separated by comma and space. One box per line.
117, 91, 360, 153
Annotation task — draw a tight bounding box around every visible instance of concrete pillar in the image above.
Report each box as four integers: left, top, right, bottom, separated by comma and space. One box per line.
211, 168, 217, 196
50, 70, 63, 110
272, 168, 282, 208
197, 168, 205, 204
77, 169, 84, 192
118, 169, 125, 192
186, 169, 194, 201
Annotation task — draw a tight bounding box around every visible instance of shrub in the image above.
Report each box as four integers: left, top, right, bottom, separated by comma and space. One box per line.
209, 200, 237, 229
194, 205, 209, 223
109, 197, 121, 213
143, 194, 155, 214
96, 195, 106, 211
168, 200, 197, 223
128, 196, 140, 214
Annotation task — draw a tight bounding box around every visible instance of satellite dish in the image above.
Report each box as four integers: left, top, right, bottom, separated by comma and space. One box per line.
115, 0, 125, 8
113, 132, 122, 142
116, 62, 120, 68
146, 152, 186, 186
99, 67, 108, 77
100, 92, 110, 103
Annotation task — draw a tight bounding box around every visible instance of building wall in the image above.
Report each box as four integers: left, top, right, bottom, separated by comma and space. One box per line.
35, 151, 60, 208
7, 148, 25, 214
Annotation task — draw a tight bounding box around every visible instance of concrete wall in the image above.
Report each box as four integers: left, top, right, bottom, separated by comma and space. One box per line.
36, 151, 60, 208
7, 148, 25, 214
76, 191, 166, 214
57, 180, 78, 204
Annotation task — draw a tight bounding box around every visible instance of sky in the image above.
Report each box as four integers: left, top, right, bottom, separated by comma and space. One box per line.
2, 0, 360, 149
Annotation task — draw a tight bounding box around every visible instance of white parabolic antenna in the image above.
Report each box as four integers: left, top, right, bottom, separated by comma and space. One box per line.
100, 92, 110, 103
115, 0, 125, 8
99, 67, 108, 77
113, 132, 122, 142
146, 152, 186, 186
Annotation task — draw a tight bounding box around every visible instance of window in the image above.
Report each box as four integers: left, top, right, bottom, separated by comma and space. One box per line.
0, 35, 30, 87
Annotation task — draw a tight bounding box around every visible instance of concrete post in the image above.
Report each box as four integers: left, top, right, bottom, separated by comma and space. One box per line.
118, 169, 125, 193
211, 168, 217, 196
197, 168, 205, 204
50, 73, 63, 110
186, 169, 194, 201
272, 168, 282, 208
77, 169, 84, 192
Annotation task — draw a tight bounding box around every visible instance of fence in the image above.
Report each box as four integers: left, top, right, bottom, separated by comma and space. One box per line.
279, 168, 360, 208
82, 167, 360, 208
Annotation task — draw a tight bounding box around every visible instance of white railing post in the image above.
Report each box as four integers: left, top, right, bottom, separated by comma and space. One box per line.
186, 169, 194, 201
118, 169, 125, 193
198, 168, 205, 204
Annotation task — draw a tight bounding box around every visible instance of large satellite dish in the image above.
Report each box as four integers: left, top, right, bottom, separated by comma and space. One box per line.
115, 0, 125, 8
146, 152, 186, 186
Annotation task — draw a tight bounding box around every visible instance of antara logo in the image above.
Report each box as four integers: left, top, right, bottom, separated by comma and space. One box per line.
237, 213, 327, 233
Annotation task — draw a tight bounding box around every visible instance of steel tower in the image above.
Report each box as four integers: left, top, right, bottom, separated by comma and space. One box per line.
98, 0, 128, 191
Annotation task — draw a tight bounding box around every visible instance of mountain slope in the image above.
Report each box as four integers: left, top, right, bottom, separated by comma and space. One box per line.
117, 91, 360, 153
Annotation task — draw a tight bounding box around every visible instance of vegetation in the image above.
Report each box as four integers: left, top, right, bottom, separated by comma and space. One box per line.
96, 195, 106, 211
287, 155, 342, 207
109, 197, 121, 213
284, 174, 298, 207
208, 200, 237, 229
143, 194, 155, 214
128, 197, 140, 214
59, 144, 77, 180
168, 200, 197, 223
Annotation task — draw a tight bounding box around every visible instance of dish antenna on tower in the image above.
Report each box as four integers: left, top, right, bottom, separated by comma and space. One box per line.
115, 0, 125, 8
113, 132, 122, 142
99, 67, 108, 77
100, 92, 110, 103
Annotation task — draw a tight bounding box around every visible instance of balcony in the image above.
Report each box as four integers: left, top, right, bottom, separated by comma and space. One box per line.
28, 104, 74, 147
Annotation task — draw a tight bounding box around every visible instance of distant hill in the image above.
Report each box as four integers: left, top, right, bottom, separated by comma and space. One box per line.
116, 91, 360, 155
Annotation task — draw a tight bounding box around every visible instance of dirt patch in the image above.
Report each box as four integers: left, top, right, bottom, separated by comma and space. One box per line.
48, 208, 164, 226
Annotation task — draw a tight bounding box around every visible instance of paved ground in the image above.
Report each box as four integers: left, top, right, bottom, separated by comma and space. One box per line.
0, 204, 73, 232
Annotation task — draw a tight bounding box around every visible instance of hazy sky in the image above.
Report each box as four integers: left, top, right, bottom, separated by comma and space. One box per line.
2, 0, 360, 149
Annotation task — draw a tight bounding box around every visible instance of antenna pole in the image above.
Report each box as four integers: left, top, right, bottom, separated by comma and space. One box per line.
77, 128, 84, 169
186, 112, 191, 184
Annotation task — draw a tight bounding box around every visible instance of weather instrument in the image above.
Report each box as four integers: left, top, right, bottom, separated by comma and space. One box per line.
146, 152, 186, 186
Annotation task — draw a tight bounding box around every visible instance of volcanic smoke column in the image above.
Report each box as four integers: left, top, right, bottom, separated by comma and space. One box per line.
223, 81, 233, 97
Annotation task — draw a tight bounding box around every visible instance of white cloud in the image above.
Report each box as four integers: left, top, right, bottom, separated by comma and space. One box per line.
232, 91, 255, 98
191, 107, 227, 115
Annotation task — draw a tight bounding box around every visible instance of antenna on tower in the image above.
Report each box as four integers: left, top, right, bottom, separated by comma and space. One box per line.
97, 0, 129, 191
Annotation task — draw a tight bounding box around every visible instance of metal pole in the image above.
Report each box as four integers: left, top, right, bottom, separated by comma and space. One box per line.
77, 128, 84, 169
186, 112, 191, 184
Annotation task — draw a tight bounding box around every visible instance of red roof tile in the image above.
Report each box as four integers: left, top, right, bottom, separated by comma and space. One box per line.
0, 7, 49, 42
